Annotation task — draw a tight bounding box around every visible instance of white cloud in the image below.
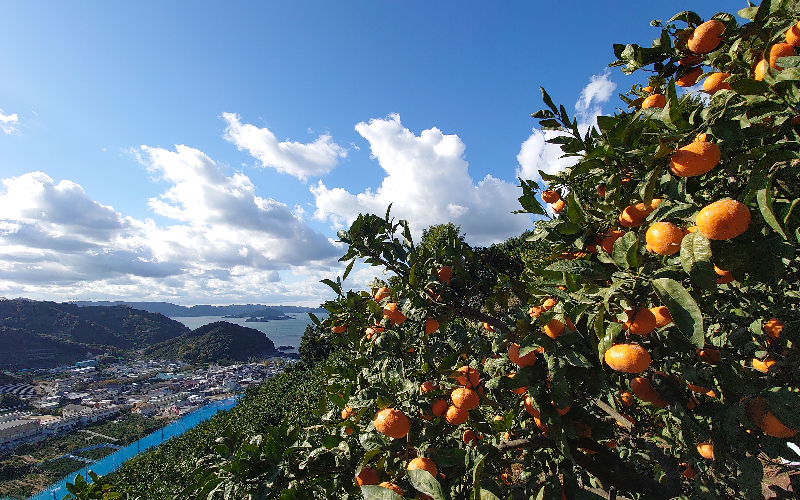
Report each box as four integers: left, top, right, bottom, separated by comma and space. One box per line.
0, 147, 344, 305
517, 71, 616, 186
0, 109, 20, 134
222, 112, 347, 181
310, 113, 531, 246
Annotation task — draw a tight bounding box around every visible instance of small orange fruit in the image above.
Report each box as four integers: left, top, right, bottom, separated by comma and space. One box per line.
754, 59, 769, 81
642, 85, 654, 93
770, 42, 795, 70
764, 318, 783, 340
650, 306, 672, 327
543, 317, 575, 339
374, 408, 411, 439
687, 383, 716, 398
642, 94, 666, 108
676, 66, 703, 87
670, 141, 721, 177
437, 265, 453, 285
696, 199, 751, 240
445, 404, 470, 425
620, 391, 634, 407
451, 387, 480, 410
356, 466, 380, 486
552, 199, 566, 213
420, 381, 436, 393
341, 406, 357, 419
378, 482, 403, 495
697, 348, 721, 364
431, 398, 448, 417
702, 72, 731, 93
374, 286, 391, 302
462, 429, 478, 445
645, 222, 684, 255
747, 397, 798, 438
604, 344, 652, 373
679, 54, 702, 66
382, 302, 407, 325
508, 342, 538, 367
424, 318, 439, 335
407, 457, 438, 477
332, 324, 347, 334
687, 20, 725, 54
528, 306, 544, 317
787, 21, 800, 47
483, 322, 495, 332
682, 464, 697, 479
625, 308, 658, 336
619, 198, 662, 228
597, 184, 607, 198
599, 230, 626, 253
541, 189, 560, 203
454, 366, 480, 388
365, 325, 384, 339
630, 377, 668, 408
696, 442, 714, 460
714, 265, 734, 284
752, 357, 776, 373
541, 297, 557, 310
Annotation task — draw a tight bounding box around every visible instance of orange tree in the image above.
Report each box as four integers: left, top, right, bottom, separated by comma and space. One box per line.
279, 3, 800, 499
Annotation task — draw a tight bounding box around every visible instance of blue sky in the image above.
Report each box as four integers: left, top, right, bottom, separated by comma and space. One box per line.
0, 1, 737, 305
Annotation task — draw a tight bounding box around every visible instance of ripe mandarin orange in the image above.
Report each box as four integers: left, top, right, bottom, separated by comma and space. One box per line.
431, 398, 447, 417
703, 72, 731, 93
696, 199, 751, 240
425, 318, 439, 335
451, 387, 480, 410
676, 66, 703, 87
341, 406, 357, 419
754, 59, 769, 81
770, 42, 795, 69
714, 265, 734, 284
407, 457, 438, 477
630, 377, 668, 408
669, 141, 721, 177
356, 466, 380, 486
332, 324, 347, 334
462, 429, 478, 445
604, 344, 652, 373
528, 306, 544, 318
542, 297, 557, 310
752, 357, 776, 373
619, 199, 661, 227
747, 397, 798, 437
642, 85, 654, 93
541, 189, 560, 203
764, 318, 783, 340
687, 20, 725, 54
599, 230, 626, 253
650, 306, 672, 327
679, 54, 702, 66
645, 221, 684, 255
696, 442, 715, 460
620, 391, 634, 407
508, 342, 538, 367
374, 408, 411, 439
626, 308, 658, 336
787, 21, 800, 47
552, 199, 566, 213
445, 404, 470, 425
374, 286, 391, 302
420, 381, 436, 393
543, 317, 575, 339
697, 348, 721, 364
382, 302, 407, 325
454, 366, 479, 387
437, 265, 453, 285
642, 94, 666, 108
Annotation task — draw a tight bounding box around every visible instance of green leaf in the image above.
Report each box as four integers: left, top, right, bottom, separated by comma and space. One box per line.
612, 231, 640, 269
515, 179, 547, 216
320, 279, 342, 295
765, 388, 800, 431
784, 199, 800, 243
652, 278, 704, 348
567, 191, 586, 226
544, 260, 609, 280
342, 259, 355, 282
539, 119, 563, 130
680, 232, 717, 290
730, 79, 768, 95
361, 485, 405, 500
531, 110, 555, 119
757, 176, 788, 239
563, 350, 593, 368
478, 489, 502, 500
737, 455, 763, 499
540, 87, 558, 114
407, 469, 447, 500
599, 323, 623, 361
737, 6, 758, 19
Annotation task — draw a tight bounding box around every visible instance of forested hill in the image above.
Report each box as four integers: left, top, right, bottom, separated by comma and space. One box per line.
0, 299, 189, 370
144, 321, 281, 363
75, 301, 325, 317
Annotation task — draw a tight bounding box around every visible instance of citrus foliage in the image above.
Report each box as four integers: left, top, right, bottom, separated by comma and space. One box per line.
292, 3, 800, 499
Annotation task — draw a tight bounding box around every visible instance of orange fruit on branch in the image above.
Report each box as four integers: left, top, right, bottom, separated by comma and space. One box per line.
407, 457, 438, 477
552, 199, 566, 213
355, 466, 379, 486
787, 21, 800, 47
604, 344, 652, 373
599, 230, 625, 253
650, 306, 672, 327
374, 287, 391, 302
341, 406, 357, 419
378, 482, 403, 495
747, 397, 798, 438
332, 324, 347, 334
696, 442, 715, 460
425, 318, 439, 335
754, 58, 769, 81
451, 387, 480, 410
454, 365, 480, 388
508, 342, 538, 367
541, 189, 560, 203
620, 390, 634, 407
374, 408, 411, 439
714, 265, 734, 284
543, 317, 575, 339
630, 377, 668, 408
752, 357, 776, 373
697, 348, 721, 364
382, 302, 407, 325
625, 308, 658, 336
462, 429, 478, 445
687, 19, 725, 54
642, 94, 666, 109
645, 221, 684, 255
619, 199, 661, 228
445, 404, 470, 425
763, 318, 783, 341
669, 141, 721, 177
702, 72, 731, 93
769, 42, 795, 70
696, 199, 751, 240
676, 66, 703, 87
437, 265, 453, 285
431, 398, 447, 417
420, 381, 436, 393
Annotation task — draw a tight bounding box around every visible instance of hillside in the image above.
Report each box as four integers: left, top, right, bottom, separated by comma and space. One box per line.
0, 299, 189, 370
74, 301, 325, 317
144, 321, 280, 363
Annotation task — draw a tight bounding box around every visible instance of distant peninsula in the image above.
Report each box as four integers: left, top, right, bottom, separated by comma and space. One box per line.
74, 301, 325, 317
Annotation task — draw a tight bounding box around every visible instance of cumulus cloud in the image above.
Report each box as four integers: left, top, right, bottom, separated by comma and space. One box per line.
311, 114, 531, 246
222, 112, 347, 180
0, 109, 20, 134
517, 71, 616, 186
0, 147, 343, 304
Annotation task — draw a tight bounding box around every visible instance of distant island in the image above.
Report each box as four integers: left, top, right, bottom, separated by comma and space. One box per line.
74, 301, 325, 317
224, 307, 291, 321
